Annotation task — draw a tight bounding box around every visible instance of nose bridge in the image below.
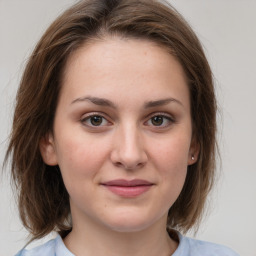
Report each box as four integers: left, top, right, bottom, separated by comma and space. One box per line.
111, 121, 147, 169
121, 122, 141, 155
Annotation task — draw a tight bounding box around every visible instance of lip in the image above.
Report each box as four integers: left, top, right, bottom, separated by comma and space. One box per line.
101, 179, 154, 198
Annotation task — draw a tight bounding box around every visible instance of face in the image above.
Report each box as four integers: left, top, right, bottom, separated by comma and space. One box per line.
40, 37, 198, 233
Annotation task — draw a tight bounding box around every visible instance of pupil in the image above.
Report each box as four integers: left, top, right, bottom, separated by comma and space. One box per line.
91, 116, 102, 126
152, 116, 163, 126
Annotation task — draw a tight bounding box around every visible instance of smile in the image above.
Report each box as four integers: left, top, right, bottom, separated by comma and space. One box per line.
101, 179, 154, 198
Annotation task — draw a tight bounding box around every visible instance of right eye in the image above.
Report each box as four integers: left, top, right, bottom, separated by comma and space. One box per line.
81, 114, 110, 127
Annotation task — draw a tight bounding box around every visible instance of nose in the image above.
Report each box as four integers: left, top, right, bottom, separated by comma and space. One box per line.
110, 124, 148, 170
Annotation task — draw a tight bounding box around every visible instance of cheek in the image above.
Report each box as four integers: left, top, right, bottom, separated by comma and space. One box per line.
149, 133, 190, 185
144, 135, 190, 214
152, 133, 190, 166
55, 134, 109, 183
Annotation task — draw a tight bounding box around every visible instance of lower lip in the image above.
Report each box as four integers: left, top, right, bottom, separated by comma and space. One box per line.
103, 185, 152, 197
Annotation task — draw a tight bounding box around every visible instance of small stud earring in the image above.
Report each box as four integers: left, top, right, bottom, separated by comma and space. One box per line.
191, 156, 195, 160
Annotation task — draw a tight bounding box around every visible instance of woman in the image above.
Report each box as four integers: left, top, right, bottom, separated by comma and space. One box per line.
6, 0, 239, 255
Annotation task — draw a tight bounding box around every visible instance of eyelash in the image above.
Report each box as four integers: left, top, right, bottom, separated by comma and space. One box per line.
144, 112, 175, 128
80, 112, 111, 128
80, 112, 175, 129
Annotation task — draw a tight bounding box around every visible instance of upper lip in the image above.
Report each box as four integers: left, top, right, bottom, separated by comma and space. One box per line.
101, 179, 153, 187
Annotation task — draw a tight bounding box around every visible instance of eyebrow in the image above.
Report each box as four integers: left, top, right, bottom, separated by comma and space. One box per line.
71, 96, 183, 108
71, 96, 117, 108
144, 98, 183, 108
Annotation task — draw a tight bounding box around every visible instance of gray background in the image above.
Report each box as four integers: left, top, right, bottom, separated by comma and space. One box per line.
0, 0, 255, 255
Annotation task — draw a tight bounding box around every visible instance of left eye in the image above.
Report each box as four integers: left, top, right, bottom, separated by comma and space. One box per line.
146, 115, 173, 127
81, 115, 109, 127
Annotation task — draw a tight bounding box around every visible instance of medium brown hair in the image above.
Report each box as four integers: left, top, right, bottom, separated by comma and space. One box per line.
6, 0, 217, 240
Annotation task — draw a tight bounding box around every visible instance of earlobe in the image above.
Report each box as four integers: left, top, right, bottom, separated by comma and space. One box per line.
187, 138, 200, 166
39, 133, 58, 166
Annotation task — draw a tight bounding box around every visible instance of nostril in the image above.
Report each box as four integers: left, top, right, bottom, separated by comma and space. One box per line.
110, 139, 148, 170
115, 162, 123, 168
114, 161, 146, 170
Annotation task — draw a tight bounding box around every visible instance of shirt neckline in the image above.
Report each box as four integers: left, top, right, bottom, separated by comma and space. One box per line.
55, 230, 186, 256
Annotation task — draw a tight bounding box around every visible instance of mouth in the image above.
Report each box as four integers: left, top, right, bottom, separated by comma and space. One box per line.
101, 179, 154, 198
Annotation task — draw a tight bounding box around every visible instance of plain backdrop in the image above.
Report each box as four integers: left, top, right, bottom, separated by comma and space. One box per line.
0, 0, 255, 255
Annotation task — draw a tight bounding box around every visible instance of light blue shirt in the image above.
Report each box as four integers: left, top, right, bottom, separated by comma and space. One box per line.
15, 232, 239, 256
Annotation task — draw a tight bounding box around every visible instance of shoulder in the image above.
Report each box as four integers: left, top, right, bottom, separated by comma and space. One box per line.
15, 238, 56, 256
15, 235, 74, 256
174, 232, 240, 256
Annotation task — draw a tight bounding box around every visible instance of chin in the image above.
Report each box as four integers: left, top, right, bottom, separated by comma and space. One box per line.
102, 212, 162, 233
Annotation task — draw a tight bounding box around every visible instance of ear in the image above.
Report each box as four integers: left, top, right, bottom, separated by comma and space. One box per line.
187, 136, 200, 166
39, 133, 58, 166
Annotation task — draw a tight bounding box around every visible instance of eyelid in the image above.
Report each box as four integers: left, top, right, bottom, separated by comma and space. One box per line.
146, 112, 175, 121
80, 112, 112, 127
144, 112, 175, 128
79, 111, 175, 129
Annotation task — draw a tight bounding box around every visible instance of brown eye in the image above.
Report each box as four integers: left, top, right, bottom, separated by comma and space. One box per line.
90, 116, 103, 126
151, 116, 164, 126
145, 114, 174, 128
81, 114, 109, 127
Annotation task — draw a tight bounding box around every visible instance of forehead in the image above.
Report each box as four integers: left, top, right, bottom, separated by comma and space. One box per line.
60, 37, 190, 109
63, 36, 184, 79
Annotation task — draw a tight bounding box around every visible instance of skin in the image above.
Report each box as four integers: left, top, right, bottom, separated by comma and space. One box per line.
40, 37, 199, 256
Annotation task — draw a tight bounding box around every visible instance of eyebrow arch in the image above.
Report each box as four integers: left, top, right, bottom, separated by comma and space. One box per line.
71, 96, 117, 108
144, 98, 183, 108
71, 96, 183, 109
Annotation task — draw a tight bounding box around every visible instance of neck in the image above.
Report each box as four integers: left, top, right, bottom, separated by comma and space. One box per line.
64, 213, 178, 256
